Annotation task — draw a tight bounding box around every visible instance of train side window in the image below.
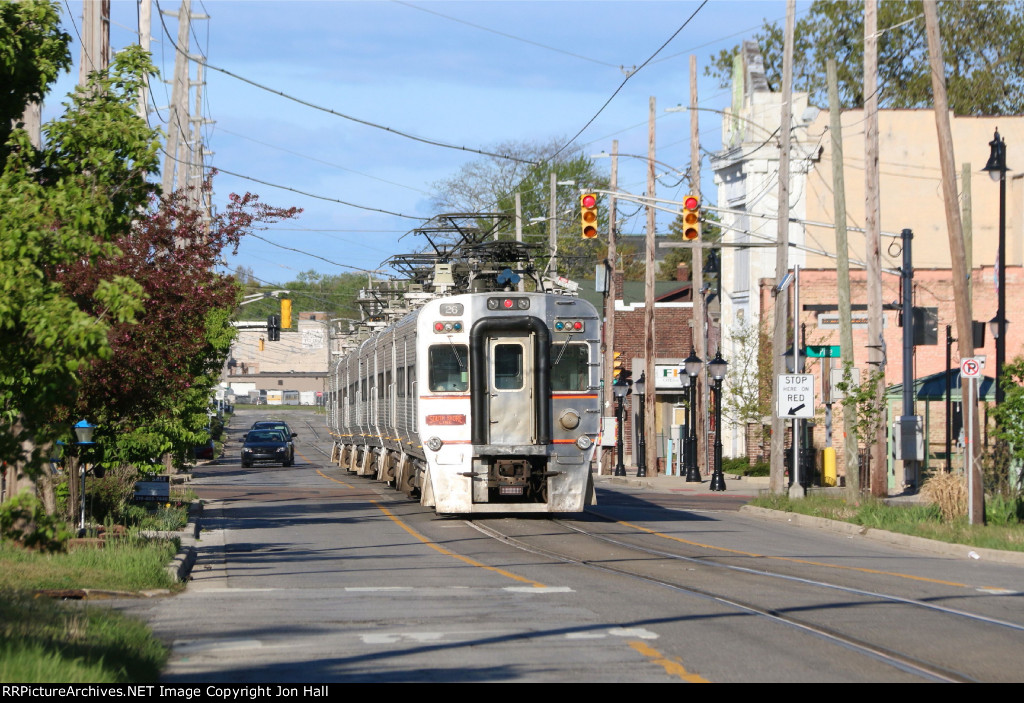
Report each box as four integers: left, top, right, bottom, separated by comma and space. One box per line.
493, 343, 524, 390
396, 367, 405, 398
429, 345, 468, 392
551, 343, 589, 391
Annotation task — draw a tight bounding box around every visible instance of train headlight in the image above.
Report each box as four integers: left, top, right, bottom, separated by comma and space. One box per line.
425, 436, 444, 451
558, 409, 581, 430
576, 435, 593, 450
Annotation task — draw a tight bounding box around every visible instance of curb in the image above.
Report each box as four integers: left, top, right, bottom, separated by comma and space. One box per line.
164, 502, 202, 583
740, 504, 1024, 566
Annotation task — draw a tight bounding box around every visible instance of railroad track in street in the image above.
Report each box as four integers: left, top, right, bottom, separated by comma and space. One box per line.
466, 515, 1024, 683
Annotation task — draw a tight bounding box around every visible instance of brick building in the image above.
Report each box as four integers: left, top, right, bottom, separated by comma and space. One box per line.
583, 270, 707, 473
757, 265, 1021, 488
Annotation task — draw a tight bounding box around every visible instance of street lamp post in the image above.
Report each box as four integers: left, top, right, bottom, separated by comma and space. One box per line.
679, 372, 691, 478
634, 372, 647, 477
708, 351, 729, 492
684, 348, 703, 482
983, 129, 1009, 405
72, 420, 97, 533
610, 378, 626, 478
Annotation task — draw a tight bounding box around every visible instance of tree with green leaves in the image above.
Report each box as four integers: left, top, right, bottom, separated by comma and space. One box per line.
721, 317, 773, 457
431, 138, 617, 281
706, 0, 1024, 115
236, 270, 365, 323
990, 355, 1024, 496
0, 0, 71, 159
1, 39, 158, 487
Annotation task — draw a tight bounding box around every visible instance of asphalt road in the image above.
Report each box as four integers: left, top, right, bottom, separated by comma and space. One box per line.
111, 409, 1024, 683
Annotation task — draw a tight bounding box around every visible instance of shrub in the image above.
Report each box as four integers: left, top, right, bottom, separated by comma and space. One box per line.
86, 466, 141, 525
986, 493, 1024, 526
920, 472, 967, 522
0, 492, 71, 552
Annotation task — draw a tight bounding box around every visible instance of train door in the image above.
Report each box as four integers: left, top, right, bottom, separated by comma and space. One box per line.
486, 332, 535, 444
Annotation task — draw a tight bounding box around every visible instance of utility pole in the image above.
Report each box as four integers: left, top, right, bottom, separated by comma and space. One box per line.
138, 0, 152, 120
189, 62, 207, 209
644, 97, 657, 475
548, 172, 558, 276
923, 0, 982, 523
690, 55, 707, 479
602, 141, 619, 475
864, 0, 888, 497
162, 0, 191, 195
79, 0, 110, 85
827, 58, 859, 497
769, 0, 795, 495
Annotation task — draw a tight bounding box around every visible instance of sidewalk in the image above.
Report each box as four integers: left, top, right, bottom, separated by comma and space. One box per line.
593, 470, 1024, 567
594, 471, 771, 498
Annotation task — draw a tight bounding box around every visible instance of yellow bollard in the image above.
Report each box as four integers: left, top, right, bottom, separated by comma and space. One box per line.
823, 447, 836, 486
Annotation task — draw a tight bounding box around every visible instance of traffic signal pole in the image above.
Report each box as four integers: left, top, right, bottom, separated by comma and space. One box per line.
601, 142, 619, 475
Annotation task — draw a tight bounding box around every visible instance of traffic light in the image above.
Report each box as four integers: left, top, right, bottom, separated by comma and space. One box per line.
682, 195, 701, 240
703, 247, 721, 298
581, 193, 598, 239
612, 351, 623, 381
259, 337, 265, 351
267, 315, 280, 342
280, 298, 292, 329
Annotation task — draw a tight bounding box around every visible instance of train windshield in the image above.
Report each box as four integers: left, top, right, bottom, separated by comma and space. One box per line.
551, 343, 589, 391
429, 345, 468, 392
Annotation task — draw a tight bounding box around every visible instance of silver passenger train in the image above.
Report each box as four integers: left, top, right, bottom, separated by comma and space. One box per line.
327, 288, 601, 514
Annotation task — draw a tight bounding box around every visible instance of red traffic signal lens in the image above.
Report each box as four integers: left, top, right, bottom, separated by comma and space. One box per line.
684, 196, 699, 210
582, 194, 597, 209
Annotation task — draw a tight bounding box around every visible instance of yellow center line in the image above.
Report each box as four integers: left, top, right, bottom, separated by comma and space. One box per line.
628, 641, 709, 682
317, 470, 546, 588
316, 468, 355, 489
615, 519, 972, 588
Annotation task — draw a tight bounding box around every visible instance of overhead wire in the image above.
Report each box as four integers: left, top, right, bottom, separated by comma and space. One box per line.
392, 0, 619, 69
153, 1, 536, 166
549, 0, 710, 163
247, 232, 384, 274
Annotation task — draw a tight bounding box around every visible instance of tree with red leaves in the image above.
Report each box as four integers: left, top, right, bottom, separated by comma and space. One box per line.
56, 181, 300, 468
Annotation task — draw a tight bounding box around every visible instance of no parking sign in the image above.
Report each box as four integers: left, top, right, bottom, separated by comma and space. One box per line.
960, 357, 982, 378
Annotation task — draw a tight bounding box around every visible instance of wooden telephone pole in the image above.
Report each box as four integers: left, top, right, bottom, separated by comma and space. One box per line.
923, 0, 982, 523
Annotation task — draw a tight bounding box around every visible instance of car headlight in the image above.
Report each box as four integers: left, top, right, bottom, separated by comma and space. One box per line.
242, 448, 253, 453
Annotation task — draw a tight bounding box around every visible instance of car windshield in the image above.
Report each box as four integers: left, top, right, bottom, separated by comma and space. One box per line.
248, 431, 284, 443
253, 422, 289, 434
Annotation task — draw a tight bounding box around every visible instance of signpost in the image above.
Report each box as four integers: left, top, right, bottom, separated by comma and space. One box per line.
961, 357, 981, 523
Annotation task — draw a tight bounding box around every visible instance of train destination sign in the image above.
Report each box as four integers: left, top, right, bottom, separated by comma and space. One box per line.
777, 374, 815, 419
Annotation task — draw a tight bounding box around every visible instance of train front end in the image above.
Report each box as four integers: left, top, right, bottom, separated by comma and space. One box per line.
417, 292, 600, 514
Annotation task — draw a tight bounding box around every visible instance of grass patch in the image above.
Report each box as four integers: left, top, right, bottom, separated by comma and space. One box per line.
0, 538, 181, 592
0, 589, 167, 683
750, 493, 1024, 552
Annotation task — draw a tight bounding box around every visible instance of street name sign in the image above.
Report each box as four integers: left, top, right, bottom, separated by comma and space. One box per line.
777, 374, 815, 419
805, 344, 841, 358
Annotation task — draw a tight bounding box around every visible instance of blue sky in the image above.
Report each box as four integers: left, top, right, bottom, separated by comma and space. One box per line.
44, 0, 802, 287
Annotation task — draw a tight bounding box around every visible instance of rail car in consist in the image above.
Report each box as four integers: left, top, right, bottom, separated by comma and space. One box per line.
327, 269, 601, 514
